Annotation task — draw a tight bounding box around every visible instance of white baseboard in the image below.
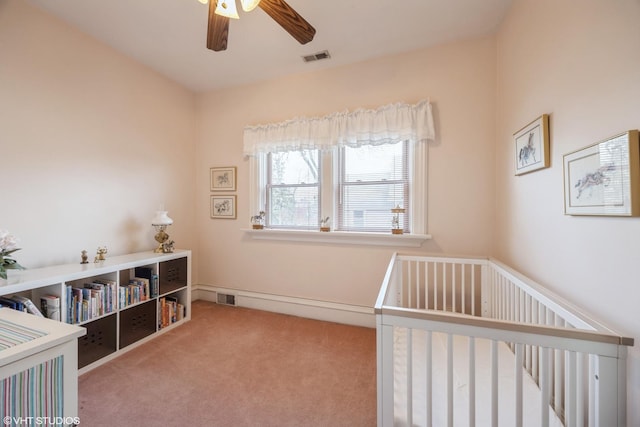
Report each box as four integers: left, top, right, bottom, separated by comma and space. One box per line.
192, 284, 375, 328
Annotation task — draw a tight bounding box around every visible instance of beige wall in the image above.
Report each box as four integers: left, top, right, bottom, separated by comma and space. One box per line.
5, 0, 639, 420
0, 0, 197, 271
496, 0, 640, 423
196, 36, 497, 306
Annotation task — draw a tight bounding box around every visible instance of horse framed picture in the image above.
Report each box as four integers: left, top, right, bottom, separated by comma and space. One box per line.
514, 114, 550, 176
563, 130, 640, 216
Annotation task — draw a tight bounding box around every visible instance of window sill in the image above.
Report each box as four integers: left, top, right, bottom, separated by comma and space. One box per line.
242, 228, 431, 247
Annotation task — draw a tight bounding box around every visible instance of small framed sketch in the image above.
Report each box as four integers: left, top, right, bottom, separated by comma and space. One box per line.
211, 195, 237, 219
514, 114, 550, 175
563, 130, 640, 216
210, 167, 236, 191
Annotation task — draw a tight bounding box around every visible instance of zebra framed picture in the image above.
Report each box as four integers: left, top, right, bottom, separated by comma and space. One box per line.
563, 130, 640, 216
211, 195, 237, 219
210, 166, 236, 191
514, 114, 550, 175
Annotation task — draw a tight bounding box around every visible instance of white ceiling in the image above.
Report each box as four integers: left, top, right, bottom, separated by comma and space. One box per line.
27, 0, 513, 93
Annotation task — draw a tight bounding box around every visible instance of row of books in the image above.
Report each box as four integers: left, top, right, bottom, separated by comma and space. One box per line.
159, 296, 185, 329
120, 277, 149, 308
66, 279, 118, 324
120, 267, 160, 308
0, 295, 60, 320
65, 272, 159, 324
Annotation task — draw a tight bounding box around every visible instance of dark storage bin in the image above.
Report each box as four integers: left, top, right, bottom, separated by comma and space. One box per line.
78, 314, 117, 368
119, 300, 156, 348
159, 257, 187, 295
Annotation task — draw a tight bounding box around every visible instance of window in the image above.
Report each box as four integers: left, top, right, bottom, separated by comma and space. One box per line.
338, 142, 409, 232
259, 141, 413, 233
244, 100, 434, 240
266, 150, 320, 229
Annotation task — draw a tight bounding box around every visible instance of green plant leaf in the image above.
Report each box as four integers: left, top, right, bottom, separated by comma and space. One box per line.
1, 248, 21, 256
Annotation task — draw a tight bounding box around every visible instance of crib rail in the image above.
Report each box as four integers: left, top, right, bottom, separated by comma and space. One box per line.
375, 254, 633, 427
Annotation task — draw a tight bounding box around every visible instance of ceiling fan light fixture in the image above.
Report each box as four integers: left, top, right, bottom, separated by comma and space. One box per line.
240, 0, 261, 12
215, 0, 240, 19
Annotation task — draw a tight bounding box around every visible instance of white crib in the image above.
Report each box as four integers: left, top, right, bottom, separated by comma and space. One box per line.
375, 254, 633, 427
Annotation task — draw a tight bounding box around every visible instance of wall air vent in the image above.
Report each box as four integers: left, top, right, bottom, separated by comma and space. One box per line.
302, 50, 331, 63
216, 293, 237, 306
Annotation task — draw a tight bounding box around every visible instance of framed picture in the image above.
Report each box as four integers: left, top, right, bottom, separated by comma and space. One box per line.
210, 167, 236, 191
563, 130, 640, 216
211, 195, 237, 219
514, 114, 550, 175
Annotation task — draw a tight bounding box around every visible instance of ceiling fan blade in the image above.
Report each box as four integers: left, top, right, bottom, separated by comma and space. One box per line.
207, 1, 230, 51
258, 0, 316, 45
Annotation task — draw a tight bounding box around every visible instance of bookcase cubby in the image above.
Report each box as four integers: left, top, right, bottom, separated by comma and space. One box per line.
0, 250, 191, 373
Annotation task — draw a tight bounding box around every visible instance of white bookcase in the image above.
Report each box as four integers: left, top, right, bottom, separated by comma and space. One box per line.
0, 249, 191, 373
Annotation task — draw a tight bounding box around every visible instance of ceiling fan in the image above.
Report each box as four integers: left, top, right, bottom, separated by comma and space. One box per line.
203, 0, 316, 52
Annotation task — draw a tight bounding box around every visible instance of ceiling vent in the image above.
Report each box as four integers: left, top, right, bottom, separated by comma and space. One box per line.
303, 50, 331, 63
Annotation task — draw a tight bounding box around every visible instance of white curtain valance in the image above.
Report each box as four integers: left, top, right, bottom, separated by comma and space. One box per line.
243, 100, 435, 156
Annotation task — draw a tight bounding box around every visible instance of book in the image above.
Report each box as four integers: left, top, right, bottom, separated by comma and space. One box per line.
40, 295, 61, 321
0, 296, 20, 311
11, 295, 44, 317
134, 267, 159, 299
90, 279, 117, 313
151, 274, 159, 298
132, 277, 150, 301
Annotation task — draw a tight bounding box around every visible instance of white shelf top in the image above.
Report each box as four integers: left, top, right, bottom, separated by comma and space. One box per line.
0, 249, 191, 295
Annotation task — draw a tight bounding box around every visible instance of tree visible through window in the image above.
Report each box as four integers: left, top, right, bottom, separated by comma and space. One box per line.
266, 149, 320, 229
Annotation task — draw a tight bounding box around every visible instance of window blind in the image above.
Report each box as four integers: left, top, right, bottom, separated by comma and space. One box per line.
338, 141, 409, 232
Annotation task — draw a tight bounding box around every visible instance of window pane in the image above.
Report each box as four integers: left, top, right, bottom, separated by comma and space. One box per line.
343, 143, 405, 182
339, 142, 409, 232
270, 150, 319, 185
269, 186, 319, 228
267, 149, 320, 229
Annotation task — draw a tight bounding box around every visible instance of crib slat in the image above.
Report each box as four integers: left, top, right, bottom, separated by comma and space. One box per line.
416, 261, 421, 309
576, 353, 584, 427
515, 343, 523, 427
532, 300, 539, 383
447, 333, 454, 427
469, 337, 476, 427
491, 340, 498, 427
426, 330, 433, 427
588, 354, 596, 427
452, 264, 457, 313
566, 351, 577, 427
433, 263, 438, 311
407, 263, 413, 308
471, 265, 476, 316
424, 262, 429, 310
541, 347, 550, 427
555, 316, 564, 419
406, 328, 413, 426
461, 264, 466, 314
443, 263, 448, 312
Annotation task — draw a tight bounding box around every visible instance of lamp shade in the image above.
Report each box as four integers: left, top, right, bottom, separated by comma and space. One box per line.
215, 0, 240, 19
391, 205, 405, 214
240, 0, 261, 11
151, 210, 174, 226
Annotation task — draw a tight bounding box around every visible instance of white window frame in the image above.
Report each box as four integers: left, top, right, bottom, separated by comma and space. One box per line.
336, 141, 410, 233
247, 141, 430, 247
265, 150, 322, 230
